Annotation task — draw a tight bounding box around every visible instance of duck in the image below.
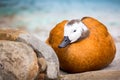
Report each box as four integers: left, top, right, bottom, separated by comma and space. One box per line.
46, 17, 116, 73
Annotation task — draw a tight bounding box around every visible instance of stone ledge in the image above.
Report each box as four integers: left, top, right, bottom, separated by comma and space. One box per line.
60, 70, 120, 80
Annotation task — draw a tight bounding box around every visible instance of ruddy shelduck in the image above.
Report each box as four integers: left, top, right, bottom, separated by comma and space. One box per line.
46, 17, 116, 73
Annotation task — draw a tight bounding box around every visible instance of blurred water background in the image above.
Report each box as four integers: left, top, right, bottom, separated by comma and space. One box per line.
0, 0, 120, 41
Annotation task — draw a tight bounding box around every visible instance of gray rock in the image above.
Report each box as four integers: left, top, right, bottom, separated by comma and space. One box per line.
60, 70, 120, 80
16, 33, 59, 79
0, 41, 39, 80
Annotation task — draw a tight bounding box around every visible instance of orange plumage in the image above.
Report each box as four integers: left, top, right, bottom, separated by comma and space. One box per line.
46, 17, 116, 73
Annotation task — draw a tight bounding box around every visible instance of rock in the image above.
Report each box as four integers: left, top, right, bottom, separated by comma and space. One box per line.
16, 33, 59, 79
38, 57, 47, 72
35, 73, 45, 80
60, 70, 120, 80
0, 28, 26, 40
0, 28, 60, 79
0, 41, 39, 80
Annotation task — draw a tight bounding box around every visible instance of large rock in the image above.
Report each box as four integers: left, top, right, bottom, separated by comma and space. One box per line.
0, 41, 39, 80
0, 28, 60, 79
17, 33, 59, 79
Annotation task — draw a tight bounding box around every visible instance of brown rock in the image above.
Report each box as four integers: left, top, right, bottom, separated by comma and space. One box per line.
38, 58, 47, 72
35, 73, 45, 80
0, 28, 26, 40
0, 41, 39, 80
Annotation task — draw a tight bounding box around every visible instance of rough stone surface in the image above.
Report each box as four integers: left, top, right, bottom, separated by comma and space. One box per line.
60, 70, 120, 80
0, 28, 59, 79
35, 73, 45, 80
38, 57, 47, 72
0, 28, 26, 40
0, 41, 39, 80
16, 33, 59, 79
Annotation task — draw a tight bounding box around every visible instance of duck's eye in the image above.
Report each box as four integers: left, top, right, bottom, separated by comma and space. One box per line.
73, 30, 76, 32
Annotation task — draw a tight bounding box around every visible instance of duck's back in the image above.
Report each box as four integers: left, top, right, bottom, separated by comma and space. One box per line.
46, 17, 116, 73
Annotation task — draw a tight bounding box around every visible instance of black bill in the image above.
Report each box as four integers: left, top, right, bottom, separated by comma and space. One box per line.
58, 36, 71, 48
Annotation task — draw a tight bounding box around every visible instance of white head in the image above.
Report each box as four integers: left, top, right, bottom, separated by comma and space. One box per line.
58, 19, 89, 48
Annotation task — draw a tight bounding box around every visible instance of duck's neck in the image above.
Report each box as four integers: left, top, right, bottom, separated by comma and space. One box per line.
79, 22, 90, 40
71, 22, 90, 43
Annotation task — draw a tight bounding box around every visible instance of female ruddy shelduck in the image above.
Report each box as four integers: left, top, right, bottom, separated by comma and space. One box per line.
46, 17, 116, 73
